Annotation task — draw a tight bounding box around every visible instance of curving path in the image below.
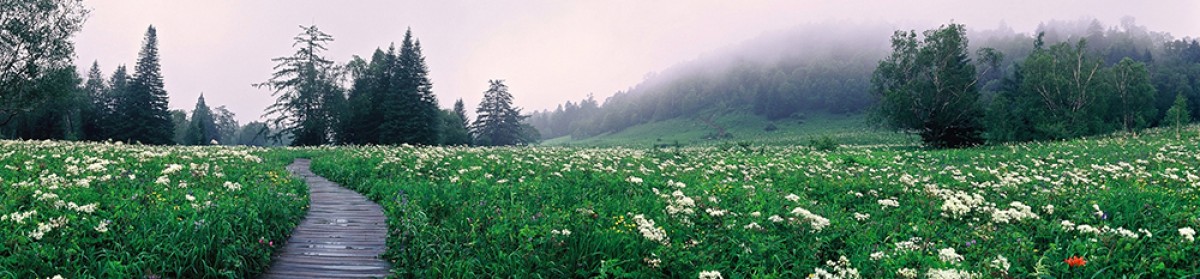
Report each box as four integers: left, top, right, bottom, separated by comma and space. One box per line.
262, 159, 391, 278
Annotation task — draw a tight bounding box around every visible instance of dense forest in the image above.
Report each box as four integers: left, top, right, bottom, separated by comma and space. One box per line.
530, 19, 1200, 145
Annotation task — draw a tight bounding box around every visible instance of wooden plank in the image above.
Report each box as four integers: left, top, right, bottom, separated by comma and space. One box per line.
262, 159, 392, 279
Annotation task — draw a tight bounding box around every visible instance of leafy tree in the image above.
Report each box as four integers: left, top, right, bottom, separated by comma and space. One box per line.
1015, 39, 1112, 139
472, 80, 533, 146
256, 25, 343, 146
1109, 57, 1157, 132
871, 23, 996, 148
0, 66, 83, 140
115, 26, 174, 145
0, 0, 89, 126
1164, 91, 1191, 139
185, 94, 219, 145
212, 105, 239, 145
236, 121, 272, 146
170, 109, 188, 144
439, 109, 471, 145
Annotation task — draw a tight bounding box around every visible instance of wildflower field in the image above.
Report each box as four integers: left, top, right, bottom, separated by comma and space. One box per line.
312, 128, 1200, 278
0, 141, 307, 278
3, 128, 1199, 278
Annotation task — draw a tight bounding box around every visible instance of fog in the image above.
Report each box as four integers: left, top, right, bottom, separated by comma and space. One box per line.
71, 0, 1199, 123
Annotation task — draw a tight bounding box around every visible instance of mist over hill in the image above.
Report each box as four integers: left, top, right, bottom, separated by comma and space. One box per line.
529, 17, 1198, 142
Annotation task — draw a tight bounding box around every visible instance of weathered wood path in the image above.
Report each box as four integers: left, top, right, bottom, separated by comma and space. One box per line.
262, 159, 391, 278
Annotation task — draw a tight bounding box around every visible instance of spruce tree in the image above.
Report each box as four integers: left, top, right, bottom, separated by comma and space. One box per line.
472, 80, 529, 146
379, 29, 440, 145
186, 94, 219, 145
118, 26, 174, 145
453, 98, 469, 132
81, 61, 107, 141
105, 65, 130, 140
256, 25, 342, 146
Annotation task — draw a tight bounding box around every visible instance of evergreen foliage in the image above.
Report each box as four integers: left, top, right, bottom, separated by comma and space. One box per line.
185, 94, 219, 145
256, 25, 343, 146
115, 26, 174, 145
472, 80, 532, 146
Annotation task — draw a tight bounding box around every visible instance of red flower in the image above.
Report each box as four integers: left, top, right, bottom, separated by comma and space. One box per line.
1064, 256, 1087, 267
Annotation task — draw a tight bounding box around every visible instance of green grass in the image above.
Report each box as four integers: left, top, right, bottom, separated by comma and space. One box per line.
0, 142, 308, 278
541, 110, 917, 148
308, 126, 1200, 278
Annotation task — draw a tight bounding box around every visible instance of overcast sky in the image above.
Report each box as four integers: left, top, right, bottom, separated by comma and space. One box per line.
72, 0, 1200, 123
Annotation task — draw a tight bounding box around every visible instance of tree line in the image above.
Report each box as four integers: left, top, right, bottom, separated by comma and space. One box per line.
530, 19, 1200, 145
1, 0, 539, 147
874, 21, 1199, 147
256, 25, 538, 147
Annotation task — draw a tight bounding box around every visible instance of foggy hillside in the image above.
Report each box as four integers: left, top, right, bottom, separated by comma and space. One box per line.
530, 17, 1195, 141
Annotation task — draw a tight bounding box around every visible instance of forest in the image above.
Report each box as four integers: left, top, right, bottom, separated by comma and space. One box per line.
529, 19, 1200, 146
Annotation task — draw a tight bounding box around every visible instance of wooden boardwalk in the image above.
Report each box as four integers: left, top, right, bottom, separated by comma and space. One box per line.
262, 159, 391, 278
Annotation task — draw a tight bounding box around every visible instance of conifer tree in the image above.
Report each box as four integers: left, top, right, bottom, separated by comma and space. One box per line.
256, 25, 342, 146
81, 61, 107, 140
472, 80, 530, 146
186, 94, 219, 145
116, 26, 174, 144
379, 29, 440, 145
453, 98, 469, 132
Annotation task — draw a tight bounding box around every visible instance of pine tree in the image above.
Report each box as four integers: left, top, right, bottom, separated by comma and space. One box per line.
117, 26, 174, 145
1164, 91, 1191, 139
105, 65, 130, 140
256, 25, 342, 146
453, 98, 469, 130
81, 61, 107, 141
472, 80, 531, 146
379, 29, 440, 145
186, 94, 219, 145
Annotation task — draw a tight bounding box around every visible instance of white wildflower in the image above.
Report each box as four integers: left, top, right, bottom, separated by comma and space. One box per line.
626, 176, 643, 184
1043, 204, 1055, 215
990, 255, 1010, 273
877, 198, 899, 208
162, 164, 183, 175
790, 207, 830, 232
937, 248, 963, 263
925, 268, 977, 279
551, 229, 571, 236
155, 175, 170, 185
768, 215, 785, 223
743, 222, 762, 230
869, 251, 886, 260
223, 181, 242, 191
185, 194, 196, 202
784, 193, 801, 202
896, 268, 919, 279
853, 212, 870, 221
698, 270, 723, 279
94, 220, 110, 233
632, 214, 668, 244
1181, 227, 1196, 242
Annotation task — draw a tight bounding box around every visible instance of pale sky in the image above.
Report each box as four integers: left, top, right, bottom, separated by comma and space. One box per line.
71, 0, 1200, 123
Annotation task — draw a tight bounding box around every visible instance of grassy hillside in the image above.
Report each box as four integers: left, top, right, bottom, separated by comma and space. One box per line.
541, 110, 917, 148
